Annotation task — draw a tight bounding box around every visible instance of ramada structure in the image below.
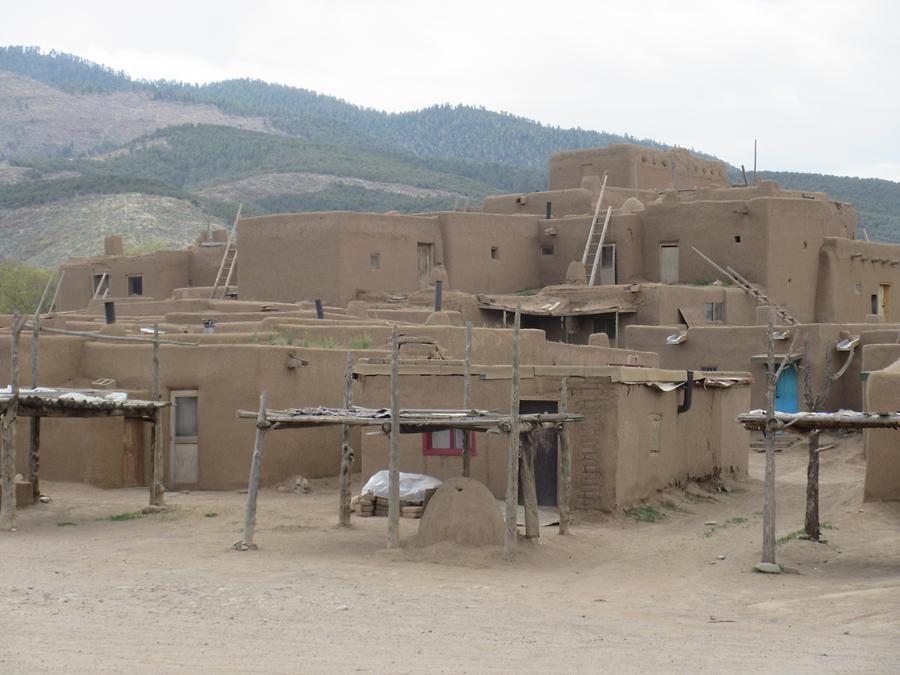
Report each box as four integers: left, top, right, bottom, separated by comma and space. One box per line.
2, 142, 899, 529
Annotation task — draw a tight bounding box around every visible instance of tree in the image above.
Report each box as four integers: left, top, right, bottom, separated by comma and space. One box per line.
0, 262, 54, 314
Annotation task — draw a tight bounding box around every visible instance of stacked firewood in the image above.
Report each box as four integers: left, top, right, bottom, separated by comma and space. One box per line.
352, 492, 424, 518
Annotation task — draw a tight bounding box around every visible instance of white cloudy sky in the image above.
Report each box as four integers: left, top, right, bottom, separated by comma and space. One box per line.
3, 0, 898, 180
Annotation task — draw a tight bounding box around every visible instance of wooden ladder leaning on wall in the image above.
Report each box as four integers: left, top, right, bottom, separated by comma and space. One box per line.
580, 171, 612, 286
210, 203, 242, 300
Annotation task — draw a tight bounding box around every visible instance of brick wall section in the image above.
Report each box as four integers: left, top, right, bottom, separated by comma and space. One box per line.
567, 377, 619, 511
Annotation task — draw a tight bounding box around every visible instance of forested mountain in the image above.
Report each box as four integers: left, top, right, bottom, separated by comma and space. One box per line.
0, 44, 898, 267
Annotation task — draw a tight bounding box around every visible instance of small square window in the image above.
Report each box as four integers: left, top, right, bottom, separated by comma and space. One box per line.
490, 247, 499, 260
871, 294, 879, 315
422, 430, 476, 456
734, 235, 742, 244
701, 366, 718, 372
369, 253, 380, 270
127, 274, 143, 297
541, 245, 554, 256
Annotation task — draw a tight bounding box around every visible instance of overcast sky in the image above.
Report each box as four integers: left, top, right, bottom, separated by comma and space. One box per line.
3, 0, 898, 180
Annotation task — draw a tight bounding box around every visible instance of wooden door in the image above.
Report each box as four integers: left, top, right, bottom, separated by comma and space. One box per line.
122, 418, 144, 487
171, 390, 199, 487
518, 400, 558, 506
878, 284, 890, 320
660, 244, 679, 284
417, 243, 434, 289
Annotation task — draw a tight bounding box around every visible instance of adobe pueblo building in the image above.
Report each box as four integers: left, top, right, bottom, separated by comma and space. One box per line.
5, 142, 900, 509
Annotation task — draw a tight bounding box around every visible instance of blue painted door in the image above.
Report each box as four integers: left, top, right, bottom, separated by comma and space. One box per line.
775, 365, 799, 414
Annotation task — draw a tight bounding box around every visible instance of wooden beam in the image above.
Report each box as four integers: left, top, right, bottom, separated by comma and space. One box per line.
557, 377, 572, 535
387, 325, 401, 548
520, 431, 539, 539
338, 352, 354, 527
738, 411, 900, 430
25, 323, 197, 346
46, 268, 64, 315
504, 306, 521, 558
462, 320, 473, 477
28, 417, 40, 503
237, 391, 268, 550
1, 314, 25, 531
149, 324, 164, 507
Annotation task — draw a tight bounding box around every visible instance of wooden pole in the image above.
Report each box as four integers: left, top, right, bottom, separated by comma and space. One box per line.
1, 314, 25, 531
520, 431, 539, 539
557, 377, 572, 535
804, 430, 821, 540
387, 326, 401, 548
761, 308, 777, 566
588, 206, 612, 286
338, 351, 354, 526
581, 172, 608, 265
504, 306, 522, 557
29, 307, 41, 502
25, 324, 196, 346
47, 269, 64, 315
149, 324, 165, 506
462, 320, 473, 477
238, 390, 268, 550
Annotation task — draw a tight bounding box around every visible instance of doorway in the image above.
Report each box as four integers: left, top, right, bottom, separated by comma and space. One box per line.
599, 244, 617, 285
170, 390, 199, 487
122, 418, 145, 487
417, 243, 434, 289
878, 283, 891, 320
518, 400, 558, 506
660, 243, 679, 283
774, 365, 799, 414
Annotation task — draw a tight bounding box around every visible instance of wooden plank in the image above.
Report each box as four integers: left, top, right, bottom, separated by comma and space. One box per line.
558, 377, 571, 535
387, 326, 401, 548
588, 206, 612, 286
520, 432, 539, 539
237, 390, 268, 550
338, 352, 354, 526
504, 306, 521, 558
149, 324, 165, 507
28, 417, 40, 503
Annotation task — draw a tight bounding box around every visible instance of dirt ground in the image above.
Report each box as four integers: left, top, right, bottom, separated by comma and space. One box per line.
1, 432, 898, 673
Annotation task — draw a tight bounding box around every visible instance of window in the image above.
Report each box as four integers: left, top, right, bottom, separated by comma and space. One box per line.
91, 272, 109, 297
422, 430, 476, 456
369, 253, 380, 270
871, 294, 879, 315
734, 235, 742, 244
704, 302, 725, 322
541, 245, 554, 256
490, 247, 499, 260
701, 366, 718, 372
854, 282, 862, 296
127, 274, 143, 296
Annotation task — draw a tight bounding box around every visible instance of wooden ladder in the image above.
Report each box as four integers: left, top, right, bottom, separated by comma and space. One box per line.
91, 272, 109, 300
581, 172, 611, 286
692, 246, 798, 325
210, 204, 242, 300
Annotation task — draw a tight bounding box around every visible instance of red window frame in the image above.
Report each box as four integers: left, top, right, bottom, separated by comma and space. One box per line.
422, 429, 476, 456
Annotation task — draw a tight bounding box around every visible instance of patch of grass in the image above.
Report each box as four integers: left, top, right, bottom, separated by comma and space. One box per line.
822, 521, 836, 530
776, 529, 804, 545
204, 512, 219, 518
56, 521, 77, 527
627, 505, 664, 523
110, 511, 142, 522
316, 337, 339, 349
514, 288, 539, 296
348, 334, 372, 349
659, 498, 686, 513
704, 516, 749, 537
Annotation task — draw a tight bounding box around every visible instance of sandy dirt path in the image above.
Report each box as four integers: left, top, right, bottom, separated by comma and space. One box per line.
1, 432, 898, 673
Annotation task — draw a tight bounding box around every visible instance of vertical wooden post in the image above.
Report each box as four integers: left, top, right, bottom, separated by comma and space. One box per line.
504, 306, 521, 558
520, 430, 539, 539
1, 314, 24, 531
338, 351, 354, 526
761, 308, 777, 566
47, 269, 65, 315
557, 377, 572, 535
149, 324, 165, 506
387, 326, 401, 548
238, 391, 268, 550
29, 299, 44, 502
462, 320, 473, 477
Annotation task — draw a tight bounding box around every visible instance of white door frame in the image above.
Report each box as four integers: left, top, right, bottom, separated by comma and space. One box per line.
170, 389, 199, 487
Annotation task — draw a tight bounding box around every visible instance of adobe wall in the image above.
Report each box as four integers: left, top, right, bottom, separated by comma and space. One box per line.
549, 144, 729, 191
238, 212, 441, 306
863, 358, 900, 501
437, 212, 542, 293
815, 238, 900, 323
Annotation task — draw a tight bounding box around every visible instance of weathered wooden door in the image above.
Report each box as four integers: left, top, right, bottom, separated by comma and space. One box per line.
122, 418, 144, 487
171, 390, 199, 487
660, 244, 679, 283
518, 400, 558, 506
417, 243, 434, 289
878, 284, 891, 320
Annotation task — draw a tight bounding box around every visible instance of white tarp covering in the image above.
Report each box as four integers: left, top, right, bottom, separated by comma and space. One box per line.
361, 470, 442, 503
0, 386, 128, 402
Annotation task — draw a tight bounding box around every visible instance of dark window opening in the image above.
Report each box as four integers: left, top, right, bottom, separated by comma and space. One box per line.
592, 313, 617, 340
541, 245, 554, 256
704, 302, 725, 322
734, 235, 742, 244
871, 294, 879, 315
369, 253, 380, 270
701, 366, 718, 372
127, 275, 143, 297
490, 247, 499, 260
91, 272, 109, 297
